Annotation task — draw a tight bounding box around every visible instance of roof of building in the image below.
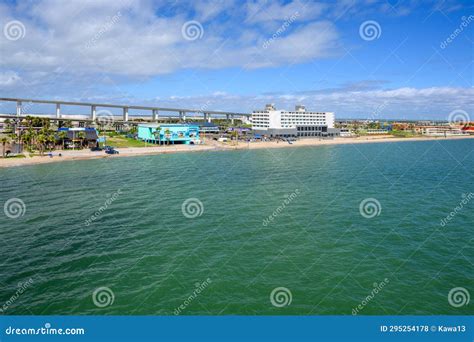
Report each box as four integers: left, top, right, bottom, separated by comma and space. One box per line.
188, 122, 219, 128
57, 130, 98, 140
58, 127, 97, 131
138, 123, 198, 128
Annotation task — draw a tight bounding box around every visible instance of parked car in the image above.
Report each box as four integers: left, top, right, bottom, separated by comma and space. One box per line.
90, 146, 103, 151
105, 148, 119, 154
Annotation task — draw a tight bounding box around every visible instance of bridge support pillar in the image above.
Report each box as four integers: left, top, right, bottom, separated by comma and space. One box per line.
91, 105, 96, 120
179, 111, 186, 121
16, 101, 22, 117
207, 114, 211, 123
231, 115, 235, 125
152, 109, 159, 121
123, 107, 129, 122
56, 103, 61, 118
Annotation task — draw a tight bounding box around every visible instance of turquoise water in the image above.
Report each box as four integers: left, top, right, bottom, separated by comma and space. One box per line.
0, 140, 472, 315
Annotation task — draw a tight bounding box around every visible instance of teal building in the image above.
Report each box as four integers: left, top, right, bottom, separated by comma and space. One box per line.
137, 124, 200, 145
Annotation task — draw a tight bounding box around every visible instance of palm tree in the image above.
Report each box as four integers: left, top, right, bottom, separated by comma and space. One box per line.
58, 131, 67, 150
164, 129, 171, 145
77, 131, 86, 149
46, 132, 55, 152
4, 119, 12, 133
1, 137, 9, 158
9, 131, 17, 140
22, 128, 36, 152
153, 127, 162, 144
37, 133, 47, 156
21, 130, 30, 151
129, 125, 137, 135
231, 130, 239, 145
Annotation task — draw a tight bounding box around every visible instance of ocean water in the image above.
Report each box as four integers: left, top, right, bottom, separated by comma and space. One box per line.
0, 139, 472, 315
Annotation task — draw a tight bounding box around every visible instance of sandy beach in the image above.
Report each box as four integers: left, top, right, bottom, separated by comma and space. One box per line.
1, 135, 473, 168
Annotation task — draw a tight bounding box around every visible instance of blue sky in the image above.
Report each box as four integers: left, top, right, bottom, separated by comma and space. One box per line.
0, 0, 473, 119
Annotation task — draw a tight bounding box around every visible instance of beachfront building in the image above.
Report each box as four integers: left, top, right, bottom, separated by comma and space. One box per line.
339, 128, 356, 137
462, 124, 474, 135
137, 124, 200, 144
366, 129, 390, 134
416, 126, 466, 136
188, 122, 220, 134
57, 127, 99, 148
251, 104, 339, 138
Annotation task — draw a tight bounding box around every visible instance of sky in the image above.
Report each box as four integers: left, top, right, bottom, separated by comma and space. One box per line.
0, 0, 473, 120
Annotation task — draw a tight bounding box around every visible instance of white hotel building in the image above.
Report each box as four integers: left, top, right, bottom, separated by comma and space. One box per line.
252, 104, 339, 138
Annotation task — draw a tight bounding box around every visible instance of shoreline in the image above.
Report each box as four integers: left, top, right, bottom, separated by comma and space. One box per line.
1, 135, 473, 169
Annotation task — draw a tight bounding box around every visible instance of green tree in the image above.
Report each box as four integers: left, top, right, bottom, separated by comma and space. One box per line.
1, 136, 9, 158
58, 131, 67, 150
129, 125, 138, 135
4, 119, 12, 133
231, 130, 239, 145
164, 128, 171, 145
46, 131, 55, 151
9, 133, 17, 144
153, 127, 162, 144
37, 133, 47, 156
77, 131, 86, 148
22, 128, 36, 152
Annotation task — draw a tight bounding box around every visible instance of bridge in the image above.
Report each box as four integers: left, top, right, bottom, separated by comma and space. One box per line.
0, 97, 250, 124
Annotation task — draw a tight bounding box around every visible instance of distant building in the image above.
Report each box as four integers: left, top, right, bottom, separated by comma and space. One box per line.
137, 124, 200, 144
188, 122, 219, 134
461, 125, 474, 135
366, 129, 390, 134
57, 127, 99, 148
252, 104, 339, 138
418, 126, 466, 136
339, 128, 355, 137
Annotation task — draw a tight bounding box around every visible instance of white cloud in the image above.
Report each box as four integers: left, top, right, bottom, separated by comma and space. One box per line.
0, 0, 471, 119
0, 71, 21, 86
0, 0, 337, 80
0, 84, 469, 120
135, 86, 473, 120
245, 0, 326, 23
